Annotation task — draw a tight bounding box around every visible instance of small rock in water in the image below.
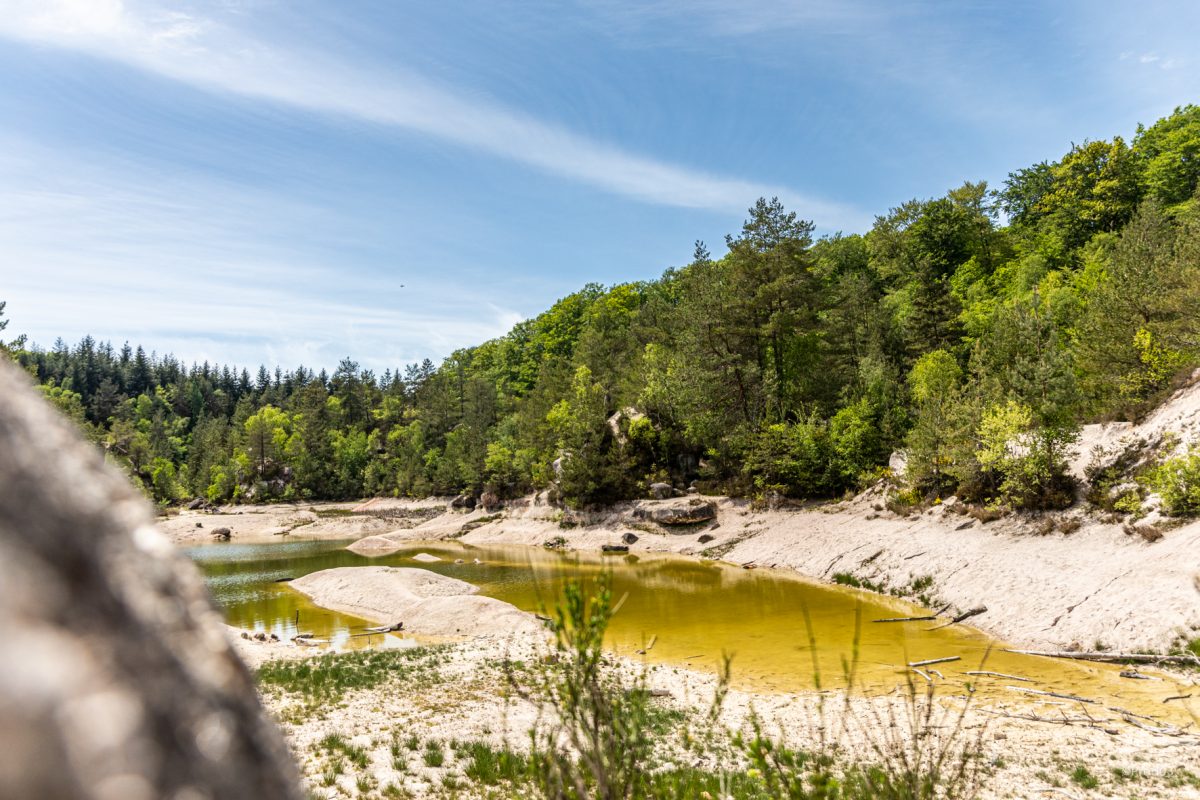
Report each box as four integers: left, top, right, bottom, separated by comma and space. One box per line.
412, 552, 441, 563
601, 544, 630, 554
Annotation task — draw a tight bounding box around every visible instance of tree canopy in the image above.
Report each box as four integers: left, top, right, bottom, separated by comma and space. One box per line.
7, 105, 1200, 510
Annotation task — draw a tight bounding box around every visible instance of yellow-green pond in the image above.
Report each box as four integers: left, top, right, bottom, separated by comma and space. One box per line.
188, 538, 1196, 721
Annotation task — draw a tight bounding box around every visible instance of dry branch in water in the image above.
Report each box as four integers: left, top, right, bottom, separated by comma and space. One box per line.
1005, 649, 1200, 665
909, 656, 962, 668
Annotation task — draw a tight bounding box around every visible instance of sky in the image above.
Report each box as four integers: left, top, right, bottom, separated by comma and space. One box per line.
0, 0, 1196, 374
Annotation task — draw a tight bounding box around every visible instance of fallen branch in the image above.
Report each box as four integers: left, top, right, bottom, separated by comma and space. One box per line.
1164, 694, 1193, 703
979, 709, 1111, 726
911, 667, 933, 682
927, 606, 986, 630
908, 656, 961, 668
1007, 686, 1099, 705
873, 614, 937, 623
965, 670, 1033, 682
1004, 649, 1200, 665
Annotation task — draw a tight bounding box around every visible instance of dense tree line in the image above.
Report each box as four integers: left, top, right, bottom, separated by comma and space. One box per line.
5, 106, 1200, 509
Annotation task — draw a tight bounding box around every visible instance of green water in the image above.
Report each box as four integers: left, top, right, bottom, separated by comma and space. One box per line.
188, 538, 1195, 717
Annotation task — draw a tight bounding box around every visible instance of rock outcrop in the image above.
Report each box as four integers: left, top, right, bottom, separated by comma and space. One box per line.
0, 359, 301, 800
633, 497, 718, 526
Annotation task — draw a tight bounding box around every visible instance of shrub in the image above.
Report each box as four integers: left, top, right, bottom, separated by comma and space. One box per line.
515, 575, 986, 800
513, 575, 657, 798
829, 399, 884, 489
744, 417, 837, 499
1149, 445, 1200, 515
976, 401, 1078, 510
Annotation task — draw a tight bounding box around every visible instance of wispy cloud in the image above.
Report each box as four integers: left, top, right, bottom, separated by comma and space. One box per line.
0, 137, 523, 371
0, 0, 865, 228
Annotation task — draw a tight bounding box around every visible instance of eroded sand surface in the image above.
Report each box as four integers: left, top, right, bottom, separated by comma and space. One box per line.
288, 566, 546, 640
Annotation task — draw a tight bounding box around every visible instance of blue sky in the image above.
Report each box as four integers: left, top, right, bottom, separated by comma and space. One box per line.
0, 0, 1196, 373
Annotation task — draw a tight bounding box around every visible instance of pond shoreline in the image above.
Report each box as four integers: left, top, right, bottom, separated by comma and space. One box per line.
165, 487, 1200, 657
191, 531, 1200, 798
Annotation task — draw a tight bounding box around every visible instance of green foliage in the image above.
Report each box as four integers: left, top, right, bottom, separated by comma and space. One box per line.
744, 418, 836, 499
1074, 199, 1200, 411
0, 300, 27, 357
1148, 445, 1200, 516
1135, 104, 1200, 209
256, 647, 444, 716
1069, 765, 1099, 790
904, 350, 964, 494
976, 401, 1078, 510
549, 366, 632, 507
516, 575, 657, 799
17, 107, 1200, 513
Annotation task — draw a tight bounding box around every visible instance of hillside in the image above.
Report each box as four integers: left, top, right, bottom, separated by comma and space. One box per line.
6, 106, 1200, 522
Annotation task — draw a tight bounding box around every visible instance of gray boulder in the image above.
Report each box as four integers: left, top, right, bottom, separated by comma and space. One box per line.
649, 482, 683, 500
0, 360, 301, 800
449, 493, 476, 511
633, 497, 718, 526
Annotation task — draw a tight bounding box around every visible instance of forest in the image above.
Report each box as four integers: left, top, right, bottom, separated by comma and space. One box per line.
4, 105, 1200, 511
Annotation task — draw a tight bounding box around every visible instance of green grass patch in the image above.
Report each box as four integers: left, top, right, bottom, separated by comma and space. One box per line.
831, 572, 885, 592
256, 646, 445, 712
1070, 765, 1098, 790
422, 739, 445, 768
460, 742, 529, 786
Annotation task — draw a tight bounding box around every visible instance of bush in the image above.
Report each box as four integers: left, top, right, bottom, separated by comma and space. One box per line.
976, 401, 1077, 510
744, 417, 837, 498
1149, 445, 1200, 515
829, 399, 884, 489
513, 575, 657, 798
514, 575, 986, 800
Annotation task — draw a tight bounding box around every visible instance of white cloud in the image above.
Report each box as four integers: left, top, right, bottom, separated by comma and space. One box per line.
0, 137, 524, 371
0, 0, 866, 228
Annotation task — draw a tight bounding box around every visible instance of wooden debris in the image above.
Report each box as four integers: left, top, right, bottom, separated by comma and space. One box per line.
966, 670, 1033, 682
1163, 694, 1193, 703
908, 656, 961, 668
873, 614, 937, 623
1004, 649, 1200, 665
1007, 686, 1099, 705
928, 606, 986, 630
636, 634, 658, 655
